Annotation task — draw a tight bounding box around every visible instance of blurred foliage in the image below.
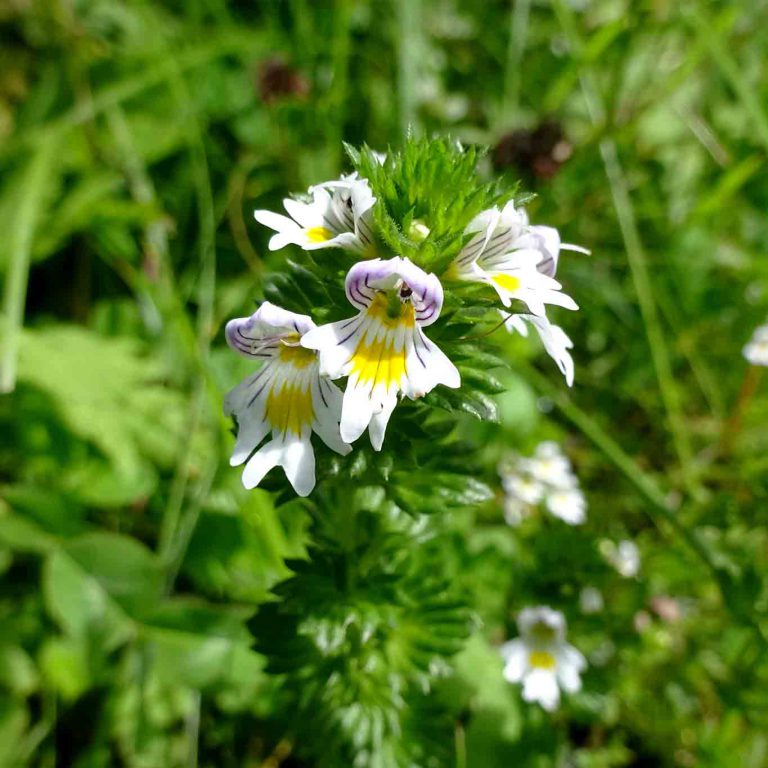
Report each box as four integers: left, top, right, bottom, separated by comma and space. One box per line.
1, 0, 768, 767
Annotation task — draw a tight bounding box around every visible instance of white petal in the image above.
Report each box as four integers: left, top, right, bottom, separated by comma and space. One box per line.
254, 209, 298, 234
301, 317, 363, 378
241, 439, 284, 490
282, 197, 322, 230
522, 669, 560, 711
556, 645, 586, 693
282, 437, 316, 497
500, 640, 527, 683
230, 412, 270, 466
403, 329, 460, 398
368, 393, 398, 451
340, 378, 375, 444
312, 377, 351, 455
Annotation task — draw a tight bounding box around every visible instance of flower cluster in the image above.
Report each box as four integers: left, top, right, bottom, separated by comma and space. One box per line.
499, 441, 587, 525
224, 158, 585, 497
501, 606, 586, 711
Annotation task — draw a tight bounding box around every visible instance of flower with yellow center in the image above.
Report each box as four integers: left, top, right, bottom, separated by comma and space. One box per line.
224, 302, 350, 497
450, 200, 581, 316
254, 173, 376, 253
301, 257, 460, 450
500, 606, 586, 711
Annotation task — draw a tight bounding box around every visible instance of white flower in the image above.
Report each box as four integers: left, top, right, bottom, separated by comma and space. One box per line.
499, 442, 586, 525
545, 484, 587, 525
254, 174, 375, 253
224, 302, 350, 497
502, 474, 545, 506
301, 257, 460, 450
503, 313, 575, 387
501, 606, 586, 711
516, 441, 575, 488
743, 323, 768, 366
579, 587, 604, 615
602, 539, 641, 578
450, 200, 580, 315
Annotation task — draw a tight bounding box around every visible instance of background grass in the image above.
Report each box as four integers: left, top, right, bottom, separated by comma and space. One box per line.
1, 1, 768, 766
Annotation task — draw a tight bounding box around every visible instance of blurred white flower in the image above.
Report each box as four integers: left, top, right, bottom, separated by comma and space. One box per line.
502, 473, 545, 506
743, 323, 768, 366
579, 586, 604, 614
499, 441, 586, 525
501, 606, 586, 711
518, 441, 575, 487
545, 485, 587, 525
602, 539, 641, 578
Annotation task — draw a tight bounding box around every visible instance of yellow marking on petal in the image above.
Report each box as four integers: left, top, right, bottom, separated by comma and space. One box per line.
350, 335, 407, 389
305, 226, 333, 243
529, 650, 557, 670
278, 341, 316, 368
492, 273, 521, 293
366, 292, 415, 329
264, 381, 314, 436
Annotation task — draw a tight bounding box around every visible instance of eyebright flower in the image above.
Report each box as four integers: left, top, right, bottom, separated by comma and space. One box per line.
449, 200, 581, 314
500, 606, 586, 711
743, 323, 768, 366
503, 312, 575, 387
499, 442, 587, 525
301, 257, 460, 450
224, 302, 350, 497
254, 174, 375, 253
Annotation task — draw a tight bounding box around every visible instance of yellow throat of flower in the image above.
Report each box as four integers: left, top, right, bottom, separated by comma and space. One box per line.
265, 381, 314, 436
528, 650, 557, 670
367, 291, 416, 329
305, 226, 333, 243
278, 337, 316, 368
491, 273, 521, 293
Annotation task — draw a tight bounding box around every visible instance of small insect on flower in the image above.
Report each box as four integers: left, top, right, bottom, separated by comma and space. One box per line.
449, 200, 584, 314
501, 606, 586, 711
301, 257, 460, 450
502, 313, 575, 386
224, 302, 350, 497
743, 323, 768, 366
254, 173, 375, 253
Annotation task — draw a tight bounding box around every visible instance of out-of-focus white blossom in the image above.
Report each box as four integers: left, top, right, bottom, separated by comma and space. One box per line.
501, 606, 586, 711
499, 441, 586, 525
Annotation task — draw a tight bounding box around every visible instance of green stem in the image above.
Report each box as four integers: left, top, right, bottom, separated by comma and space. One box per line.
552, 0, 701, 500
0, 136, 58, 393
